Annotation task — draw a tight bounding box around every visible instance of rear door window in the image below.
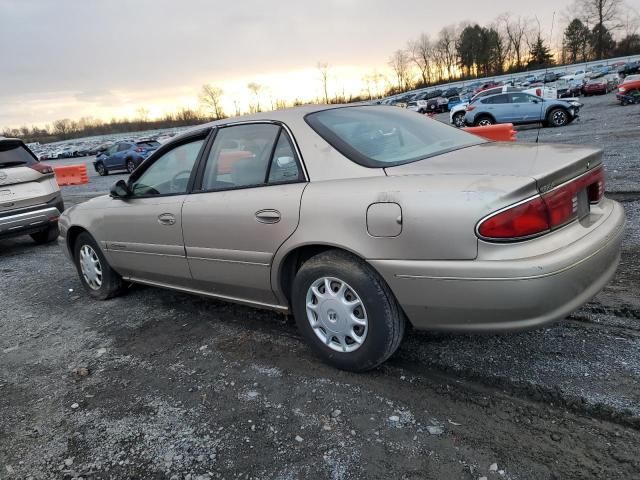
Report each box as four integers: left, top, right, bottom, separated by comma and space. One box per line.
0, 141, 37, 168
482, 94, 510, 104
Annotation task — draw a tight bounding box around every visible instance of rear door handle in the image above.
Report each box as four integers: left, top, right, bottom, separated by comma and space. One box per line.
158, 213, 176, 225
255, 209, 281, 224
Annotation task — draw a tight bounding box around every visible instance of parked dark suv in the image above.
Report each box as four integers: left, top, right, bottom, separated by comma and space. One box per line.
93, 140, 161, 176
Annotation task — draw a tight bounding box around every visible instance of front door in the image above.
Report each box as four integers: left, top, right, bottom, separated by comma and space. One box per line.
182, 123, 307, 306
101, 133, 208, 286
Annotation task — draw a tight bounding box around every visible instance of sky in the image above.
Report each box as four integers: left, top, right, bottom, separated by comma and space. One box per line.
0, 0, 622, 129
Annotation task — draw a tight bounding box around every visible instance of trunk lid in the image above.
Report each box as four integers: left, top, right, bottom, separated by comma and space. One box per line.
385, 142, 602, 193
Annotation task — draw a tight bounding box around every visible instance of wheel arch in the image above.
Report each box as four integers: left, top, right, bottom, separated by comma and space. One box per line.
474, 113, 496, 125
274, 243, 369, 306
66, 225, 90, 257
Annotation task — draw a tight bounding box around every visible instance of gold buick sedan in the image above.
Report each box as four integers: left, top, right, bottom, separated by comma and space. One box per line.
59, 105, 625, 371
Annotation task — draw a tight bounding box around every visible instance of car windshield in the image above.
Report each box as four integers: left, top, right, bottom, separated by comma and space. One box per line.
0, 141, 37, 168
305, 106, 485, 168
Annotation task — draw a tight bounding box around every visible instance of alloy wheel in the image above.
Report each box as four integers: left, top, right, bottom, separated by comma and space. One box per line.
305, 277, 368, 353
127, 160, 135, 173
553, 110, 568, 126
79, 244, 103, 290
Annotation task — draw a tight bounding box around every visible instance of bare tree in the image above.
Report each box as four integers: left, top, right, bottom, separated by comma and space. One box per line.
233, 100, 241, 117
247, 82, 263, 112
408, 34, 433, 85
500, 14, 530, 70
388, 50, 412, 91
435, 26, 459, 79
135, 106, 150, 122
52, 119, 73, 139
317, 62, 330, 104
576, 0, 622, 28
199, 84, 225, 120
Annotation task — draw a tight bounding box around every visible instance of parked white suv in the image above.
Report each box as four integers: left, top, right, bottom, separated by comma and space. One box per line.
0, 137, 64, 243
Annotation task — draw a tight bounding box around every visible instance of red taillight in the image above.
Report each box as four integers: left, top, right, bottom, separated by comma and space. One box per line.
478, 197, 550, 239
466, 105, 476, 112
135, 147, 144, 152
29, 163, 54, 175
536, 88, 542, 96
478, 167, 606, 241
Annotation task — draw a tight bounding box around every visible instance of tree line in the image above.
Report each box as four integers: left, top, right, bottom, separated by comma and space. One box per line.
386, 0, 639, 93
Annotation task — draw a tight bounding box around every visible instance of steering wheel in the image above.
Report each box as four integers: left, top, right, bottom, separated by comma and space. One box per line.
170, 170, 192, 193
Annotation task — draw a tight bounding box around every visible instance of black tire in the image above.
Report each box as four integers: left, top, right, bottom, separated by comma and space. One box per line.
291, 250, 405, 372
73, 232, 124, 300
474, 115, 495, 127
95, 162, 108, 176
452, 112, 465, 128
126, 158, 136, 173
547, 108, 569, 127
30, 225, 59, 244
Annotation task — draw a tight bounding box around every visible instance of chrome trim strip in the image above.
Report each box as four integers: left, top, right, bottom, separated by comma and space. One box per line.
104, 249, 184, 259
124, 276, 289, 312
188, 256, 269, 267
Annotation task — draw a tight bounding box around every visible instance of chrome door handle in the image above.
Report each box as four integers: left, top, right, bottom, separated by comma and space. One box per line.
158, 213, 176, 225
255, 209, 281, 224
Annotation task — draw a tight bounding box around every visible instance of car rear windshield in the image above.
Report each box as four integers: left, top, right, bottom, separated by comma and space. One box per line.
305, 106, 485, 168
0, 141, 37, 168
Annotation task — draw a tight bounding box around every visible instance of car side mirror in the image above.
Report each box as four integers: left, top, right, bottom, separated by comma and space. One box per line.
110, 179, 131, 199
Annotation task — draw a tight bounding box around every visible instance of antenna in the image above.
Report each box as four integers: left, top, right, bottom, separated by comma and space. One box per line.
536, 10, 556, 144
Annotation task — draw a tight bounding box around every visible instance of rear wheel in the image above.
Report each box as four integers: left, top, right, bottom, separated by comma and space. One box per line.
95, 162, 108, 176
548, 108, 569, 127
30, 225, 59, 244
474, 115, 495, 127
126, 158, 136, 173
73, 232, 124, 300
291, 250, 405, 372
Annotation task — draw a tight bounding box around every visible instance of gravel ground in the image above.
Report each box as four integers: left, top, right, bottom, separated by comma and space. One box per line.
1, 93, 639, 479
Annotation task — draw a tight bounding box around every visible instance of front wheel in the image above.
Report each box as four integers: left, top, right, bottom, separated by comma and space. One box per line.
291, 250, 405, 372
74, 232, 125, 300
548, 108, 569, 127
95, 162, 108, 176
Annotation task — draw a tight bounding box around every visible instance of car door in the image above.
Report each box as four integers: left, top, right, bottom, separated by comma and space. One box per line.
104, 144, 120, 169
181, 122, 307, 307
100, 130, 209, 287
112, 142, 131, 169
508, 93, 542, 123
481, 94, 510, 122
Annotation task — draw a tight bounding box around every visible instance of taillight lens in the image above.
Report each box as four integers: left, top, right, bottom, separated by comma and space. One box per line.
466, 105, 476, 112
478, 197, 550, 239
29, 163, 54, 175
478, 167, 606, 241
135, 147, 144, 152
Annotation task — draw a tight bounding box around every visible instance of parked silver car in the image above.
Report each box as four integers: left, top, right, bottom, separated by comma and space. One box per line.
0, 137, 64, 243
59, 106, 624, 371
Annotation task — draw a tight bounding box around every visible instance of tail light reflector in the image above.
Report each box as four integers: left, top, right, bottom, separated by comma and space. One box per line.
466, 105, 476, 112
29, 163, 54, 175
478, 166, 606, 241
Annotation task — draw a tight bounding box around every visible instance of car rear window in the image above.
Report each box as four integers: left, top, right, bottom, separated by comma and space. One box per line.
0, 141, 38, 168
305, 106, 485, 168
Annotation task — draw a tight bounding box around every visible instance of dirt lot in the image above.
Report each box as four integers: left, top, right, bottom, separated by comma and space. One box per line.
1, 93, 639, 480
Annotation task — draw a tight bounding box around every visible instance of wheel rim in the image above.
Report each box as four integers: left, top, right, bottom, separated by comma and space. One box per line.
454, 114, 465, 127
97, 164, 104, 174
79, 245, 103, 290
478, 118, 492, 126
127, 160, 135, 172
305, 277, 368, 353
553, 110, 567, 126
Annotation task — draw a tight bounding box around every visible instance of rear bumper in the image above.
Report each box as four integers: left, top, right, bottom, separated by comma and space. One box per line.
369, 200, 625, 332
0, 200, 63, 239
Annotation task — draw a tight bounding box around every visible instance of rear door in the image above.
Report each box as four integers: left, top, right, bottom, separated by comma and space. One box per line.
481, 94, 511, 122
182, 122, 307, 306
0, 140, 59, 214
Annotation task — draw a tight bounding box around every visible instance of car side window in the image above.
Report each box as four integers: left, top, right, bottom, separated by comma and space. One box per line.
483, 94, 509, 104
201, 123, 299, 192
510, 93, 531, 103
117, 143, 130, 152
130, 139, 204, 196
267, 131, 304, 183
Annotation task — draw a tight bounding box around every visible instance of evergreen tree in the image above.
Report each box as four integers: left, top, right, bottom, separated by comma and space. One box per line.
563, 19, 592, 63
528, 35, 555, 69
